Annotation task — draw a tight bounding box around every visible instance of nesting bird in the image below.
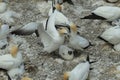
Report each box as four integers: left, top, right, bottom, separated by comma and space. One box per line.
59, 45, 74, 60
68, 23, 90, 50
0, 44, 23, 70
11, 22, 39, 37
81, 6, 120, 21
63, 54, 90, 80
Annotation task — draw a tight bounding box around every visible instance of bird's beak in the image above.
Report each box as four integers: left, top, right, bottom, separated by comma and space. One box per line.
63, 72, 70, 80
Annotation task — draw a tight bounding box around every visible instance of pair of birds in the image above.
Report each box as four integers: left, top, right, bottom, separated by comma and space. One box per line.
37, 3, 91, 60
81, 6, 120, 51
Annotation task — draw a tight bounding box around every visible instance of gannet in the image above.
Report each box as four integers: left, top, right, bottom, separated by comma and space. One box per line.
59, 45, 74, 60
0, 44, 23, 70
68, 23, 90, 50
81, 6, 120, 21
98, 25, 120, 45
11, 22, 39, 37
38, 24, 68, 53
63, 54, 90, 80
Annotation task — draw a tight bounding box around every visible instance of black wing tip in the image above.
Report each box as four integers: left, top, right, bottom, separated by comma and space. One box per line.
81, 13, 106, 20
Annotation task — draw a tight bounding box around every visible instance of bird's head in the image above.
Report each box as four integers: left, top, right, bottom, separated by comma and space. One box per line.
63, 72, 70, 80
10, 45, 18, 58
21, 77, 32, 80
57, 27, 68, 35
70, 23, 78, 32
55, 3, 62, 11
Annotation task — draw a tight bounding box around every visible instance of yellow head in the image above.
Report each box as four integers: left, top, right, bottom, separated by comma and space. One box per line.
55, 3, 62, 11
21, 77, 32, 80
57, 27, 68, 35
70, 23, 77, 32
63, 72, 70, 80
10, 45, 18, 58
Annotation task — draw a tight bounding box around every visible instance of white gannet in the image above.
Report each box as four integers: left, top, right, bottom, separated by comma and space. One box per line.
0, 23, 10, 49
63, 54, 90, 80
0, 2, 7, 13
59, 45, 74, 60
81, 6, 120, 21
11, 22, 39, 37
38, 24, 68, 53
0, 9, 21, 23
0, 44, 23, 70
98, 25, 120, 45
68, 23, 90, 50
7, 64, 25, 80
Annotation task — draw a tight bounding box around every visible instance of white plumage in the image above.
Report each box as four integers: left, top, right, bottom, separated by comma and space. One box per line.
100, 25, 120, 45
59, 45, 74, 60
7, 64, 25, 80
82, 6, 120, 21
11, 22, 39, 37
38, 11, 68, 53
0, 45, 23, 70
64, 61, 90, 80
68, 23, 90, 50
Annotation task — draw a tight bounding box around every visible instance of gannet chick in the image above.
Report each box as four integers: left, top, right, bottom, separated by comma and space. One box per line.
0, 2, 7, 13
11, 22, 39, 37
105, 0, 119, 3
59, 45, 74, 60
81, 6, 120, 21
21, 77, 32, 80
7, 64, 25, 80
0, 10, 21, 23
98, 25, 120, 45
0, 44, 23, 70
68, 23, 90, 50
63, 54, 90, 80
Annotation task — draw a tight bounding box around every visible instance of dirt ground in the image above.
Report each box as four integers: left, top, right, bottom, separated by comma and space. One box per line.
0, 0, 120, 80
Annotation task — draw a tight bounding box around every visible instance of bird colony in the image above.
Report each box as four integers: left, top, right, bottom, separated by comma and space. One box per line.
0, 0, 120, 80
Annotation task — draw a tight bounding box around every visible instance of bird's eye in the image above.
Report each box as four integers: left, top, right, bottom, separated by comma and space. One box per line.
62, 53, 65, 55
68, 51, 73, 55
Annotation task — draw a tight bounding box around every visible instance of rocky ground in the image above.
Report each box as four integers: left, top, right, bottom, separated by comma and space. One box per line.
0, 0, 120, 80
